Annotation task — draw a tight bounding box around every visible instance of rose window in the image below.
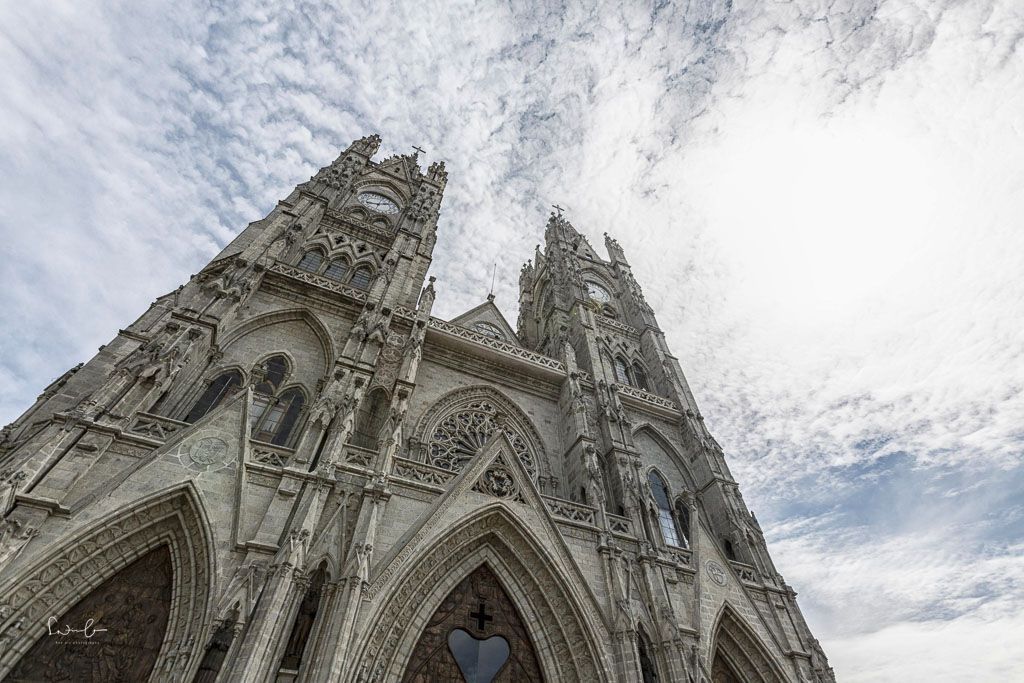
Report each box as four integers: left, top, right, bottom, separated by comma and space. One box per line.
428, 401, 536, 478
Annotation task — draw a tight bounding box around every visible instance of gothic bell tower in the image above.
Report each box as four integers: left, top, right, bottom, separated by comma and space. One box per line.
0, 139, 833, 683
518, 210, 835, 683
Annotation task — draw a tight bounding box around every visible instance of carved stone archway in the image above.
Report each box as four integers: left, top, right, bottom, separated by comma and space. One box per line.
0, 484, 216, 681
708, 604, 788, 683
354, 507, 610, 683
402, 563, 543, 682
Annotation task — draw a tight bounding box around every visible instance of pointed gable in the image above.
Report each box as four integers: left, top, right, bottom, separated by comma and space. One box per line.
449, 296, 521, 345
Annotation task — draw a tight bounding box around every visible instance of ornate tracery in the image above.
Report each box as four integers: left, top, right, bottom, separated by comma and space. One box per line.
427, 399, 536, 479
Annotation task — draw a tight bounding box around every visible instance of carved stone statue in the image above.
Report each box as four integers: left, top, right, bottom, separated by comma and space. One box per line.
0, 519, 38, 570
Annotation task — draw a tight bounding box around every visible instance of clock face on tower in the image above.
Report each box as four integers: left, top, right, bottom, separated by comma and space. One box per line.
585, 281, 611, 303
357, 191, 400, 214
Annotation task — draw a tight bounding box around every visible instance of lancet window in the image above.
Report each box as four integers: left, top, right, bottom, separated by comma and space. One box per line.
638, 630, 659, 683
349, 265, 374, 289
632, 361, 650, 391
249, 355, 306, 446
674, 498, 692, 549
614, 356, 631, 385
323, 257, 350, 281
648, 470, 684, 548
294, 250, 374, 289
280, 563, 328, 673
297, 249, 325, 273
185, 370, 243, 422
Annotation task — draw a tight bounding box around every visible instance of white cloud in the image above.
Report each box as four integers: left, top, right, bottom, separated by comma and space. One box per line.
1, 1, 1021, 679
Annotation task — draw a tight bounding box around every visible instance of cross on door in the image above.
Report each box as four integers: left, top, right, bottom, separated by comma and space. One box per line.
469, 601, 493, 631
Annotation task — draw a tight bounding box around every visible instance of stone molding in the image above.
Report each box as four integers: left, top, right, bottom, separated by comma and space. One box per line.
354, 510, 611, 683
266, 261, 369, 303
427, 317, 565, 374
0, 485, 214, 681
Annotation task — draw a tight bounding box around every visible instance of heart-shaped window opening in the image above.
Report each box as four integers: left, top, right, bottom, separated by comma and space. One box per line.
447, 628, 510, 683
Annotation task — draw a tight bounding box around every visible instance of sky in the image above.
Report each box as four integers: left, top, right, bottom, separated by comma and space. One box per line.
1, 1, 1022, 680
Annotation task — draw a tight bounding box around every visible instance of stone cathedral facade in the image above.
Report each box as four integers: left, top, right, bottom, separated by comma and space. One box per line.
0, 135, 834, 683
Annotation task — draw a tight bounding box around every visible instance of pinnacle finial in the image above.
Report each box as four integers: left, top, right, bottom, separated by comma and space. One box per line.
348, 133, 381, 156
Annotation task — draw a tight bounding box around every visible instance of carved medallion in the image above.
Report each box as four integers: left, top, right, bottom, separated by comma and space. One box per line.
190, 437, 227, 465
705, 559, 728, 586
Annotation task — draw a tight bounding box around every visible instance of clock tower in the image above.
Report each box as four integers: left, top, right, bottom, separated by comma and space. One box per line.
0, 136, 833, 683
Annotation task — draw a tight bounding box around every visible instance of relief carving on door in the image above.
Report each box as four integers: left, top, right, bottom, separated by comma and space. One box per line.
6, 545, 173, 683
402, 564, 544, 683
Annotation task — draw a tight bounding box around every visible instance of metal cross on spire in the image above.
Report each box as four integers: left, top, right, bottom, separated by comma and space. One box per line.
552, 203, 565, 216
412, 145, 426, 155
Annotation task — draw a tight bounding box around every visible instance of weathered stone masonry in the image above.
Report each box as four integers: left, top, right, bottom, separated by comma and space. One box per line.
0, 135, 835, 683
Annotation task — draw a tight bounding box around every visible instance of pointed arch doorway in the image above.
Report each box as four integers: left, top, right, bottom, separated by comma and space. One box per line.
6, 545, 174, 682
402, 564, 542, 682
711, 650, 744, 683
709, 604, 788, 683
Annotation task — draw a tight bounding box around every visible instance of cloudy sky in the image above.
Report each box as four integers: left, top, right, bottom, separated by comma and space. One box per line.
2, 1, 1022, 679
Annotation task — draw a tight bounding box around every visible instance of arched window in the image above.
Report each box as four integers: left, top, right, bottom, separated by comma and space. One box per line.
674, 499, 691, 549
280, 563, 327, 672
323, 258, 350, 281
637, 630, 659, 683
255, 355, 288, 393
351, 388, 389, 450
614, 356, 631, 385
723, 539, 737, 561
249, 356, 306, 447
632, 362, 649, 391
297, 249, 324, 273
349, 265, 373, 290
648, 470, 682, 547
253, 388, 306, 446
186, 370, 243, 423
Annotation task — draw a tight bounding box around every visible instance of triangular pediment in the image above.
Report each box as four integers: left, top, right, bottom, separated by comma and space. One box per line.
449, 298, 521, 345
71, 389, 253, 551
375, 153, 421, 184
366, 433, 608, 632
695, 520, 794, 677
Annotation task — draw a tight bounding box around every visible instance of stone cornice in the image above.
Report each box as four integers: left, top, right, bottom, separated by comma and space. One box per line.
267, 261, 369, 303
426, 318, 565, 380
615, 383, 681, 419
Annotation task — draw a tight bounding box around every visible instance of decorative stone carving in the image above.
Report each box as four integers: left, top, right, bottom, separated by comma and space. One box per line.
705, 559, 728, 586
472, 456, 524, 503
0, 520, 37, 570
428, 318, 564, 372
428, 400, 536, 478
190, 437, 228, 466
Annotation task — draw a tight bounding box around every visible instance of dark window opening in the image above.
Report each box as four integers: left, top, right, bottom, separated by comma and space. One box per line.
324, 259, 349, 281
648, 471, 683, 547
186, 370, 242, 423
349, 266, 373, 289
351, 389, 388, 450
638, 631, 659, 683
632, 362, 649, 391
297, 250, 324, 273
280, 564, 327, 671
